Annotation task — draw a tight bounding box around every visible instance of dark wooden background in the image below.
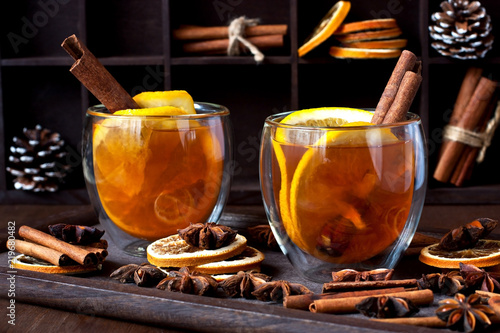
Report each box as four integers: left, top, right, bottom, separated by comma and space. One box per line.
1, 0, 500, 205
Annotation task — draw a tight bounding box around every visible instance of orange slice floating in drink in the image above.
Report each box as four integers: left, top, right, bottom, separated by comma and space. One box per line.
273, 108, 372, 252
93, 90, 224, 240
273, 108, 406, 263
132, 90, 196, 114
114, 105, 188, 116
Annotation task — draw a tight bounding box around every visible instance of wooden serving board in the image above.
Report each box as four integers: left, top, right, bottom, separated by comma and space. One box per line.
0, 206, 461, 332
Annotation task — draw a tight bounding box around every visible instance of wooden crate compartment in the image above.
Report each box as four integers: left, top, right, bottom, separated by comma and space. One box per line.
0, 0, 499, 204
0, 0, 81, 59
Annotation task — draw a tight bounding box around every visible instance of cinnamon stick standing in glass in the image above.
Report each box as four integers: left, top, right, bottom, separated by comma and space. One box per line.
371, 50, 418, 124
61, 34, 139, 112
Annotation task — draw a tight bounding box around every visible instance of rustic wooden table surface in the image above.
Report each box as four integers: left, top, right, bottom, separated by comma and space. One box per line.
1, 203, 500, 332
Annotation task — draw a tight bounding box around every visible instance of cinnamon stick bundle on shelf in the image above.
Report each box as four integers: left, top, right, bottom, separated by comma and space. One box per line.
173, 24, 288, 40
433, 68, 499, 185
173, 19, 288, 57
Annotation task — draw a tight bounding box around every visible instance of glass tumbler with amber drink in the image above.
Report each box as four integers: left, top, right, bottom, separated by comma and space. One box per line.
82, 95, 232, 256
260, 107, 427, 281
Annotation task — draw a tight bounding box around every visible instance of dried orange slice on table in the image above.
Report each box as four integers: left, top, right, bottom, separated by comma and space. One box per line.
419, 240, 500, 269
298, 1, 351, 57
147, 234, 248, 267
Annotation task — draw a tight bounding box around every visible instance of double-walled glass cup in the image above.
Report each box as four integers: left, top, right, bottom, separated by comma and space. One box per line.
260, 111, 427, 282
83, 102, 232, 256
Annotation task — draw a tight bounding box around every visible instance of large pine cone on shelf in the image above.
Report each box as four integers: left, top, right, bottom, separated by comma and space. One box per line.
6, 125, 70, 192
429, 0, 494, 60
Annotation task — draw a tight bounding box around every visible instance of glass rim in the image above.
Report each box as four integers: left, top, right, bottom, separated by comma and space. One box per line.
265, 110, 421, 130
87, 102, 230, 119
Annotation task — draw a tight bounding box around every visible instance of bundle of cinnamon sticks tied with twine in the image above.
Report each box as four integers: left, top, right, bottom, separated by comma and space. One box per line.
434, 67, 499, 186
172, 17, 288, 62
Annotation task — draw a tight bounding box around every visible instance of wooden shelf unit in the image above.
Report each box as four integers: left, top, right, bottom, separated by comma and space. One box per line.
1, 0, 499, 205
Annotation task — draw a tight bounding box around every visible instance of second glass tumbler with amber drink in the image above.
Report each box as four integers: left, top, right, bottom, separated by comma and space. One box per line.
260, 108, 427, 281
83, 100, 232, 256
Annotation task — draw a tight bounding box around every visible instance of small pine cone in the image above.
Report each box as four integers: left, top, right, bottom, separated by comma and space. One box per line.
429, 0, 494, 60
6, 125, 70, 192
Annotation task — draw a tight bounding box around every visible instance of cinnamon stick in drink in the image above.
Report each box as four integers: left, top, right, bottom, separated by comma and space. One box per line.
61, 34, 139, 112
283, 287, 406, 310
19, 225, 98, 266
433, 77, 497, 182
382, 71, 422, 123
309, 289, 433, 314
173, 24, 288, 40
13, 239, 74, 266
371, 50, 417, 124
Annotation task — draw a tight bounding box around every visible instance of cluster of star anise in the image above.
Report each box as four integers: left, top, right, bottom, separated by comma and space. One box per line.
110, 264, 312, 301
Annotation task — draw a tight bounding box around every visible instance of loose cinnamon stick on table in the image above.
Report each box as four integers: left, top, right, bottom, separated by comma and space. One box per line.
309, 289, 433, 314
61, 34, 139, 112
173, 24, 288, 40
283, 287, 406, 310
182, 34, 284, 54
13, 239, 74, 266
371, 316, 447, 328
433, 76, 497, 182
322, 278, 418, 293
371, 50, 418, 124
19, 225, 98, 266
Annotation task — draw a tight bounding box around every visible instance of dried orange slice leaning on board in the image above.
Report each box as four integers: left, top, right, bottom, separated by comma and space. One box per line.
298, 1, 351, 57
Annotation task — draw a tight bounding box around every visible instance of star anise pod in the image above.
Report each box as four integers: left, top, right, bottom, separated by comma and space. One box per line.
251, 280, 312, 302
247, 225, 279, 250
460, 263, 500, 293
110, 263, 167, 287
110, 263, 140, 283
178, 222, 237, 250
417, 271, 464, 295
439, 218, 498, 251
436, 293, 495, 332
331, 268, 394, 282
356, 296, 419, 318
156, 267, 218, 296
48, 223, 105, 245
219, 270, 272, 298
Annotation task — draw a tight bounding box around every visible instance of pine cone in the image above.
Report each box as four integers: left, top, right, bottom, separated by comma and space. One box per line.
6, 125, 70, 192
429, 0, 494, 60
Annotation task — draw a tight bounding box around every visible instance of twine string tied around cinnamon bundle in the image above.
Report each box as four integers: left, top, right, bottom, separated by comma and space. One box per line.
227, 16, 264, 63
443, 101, 500, 163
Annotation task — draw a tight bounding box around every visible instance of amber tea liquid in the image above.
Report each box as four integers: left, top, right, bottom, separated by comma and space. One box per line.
93, 118, 225, 240
271, 133, 414, 264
